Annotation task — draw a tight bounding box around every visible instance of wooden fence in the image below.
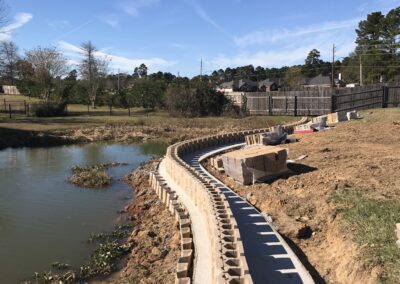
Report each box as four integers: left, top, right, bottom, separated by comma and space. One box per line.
227, 85, 400, 116
245, 93, 331, 116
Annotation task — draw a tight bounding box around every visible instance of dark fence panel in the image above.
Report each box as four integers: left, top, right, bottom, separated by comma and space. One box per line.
245, 93, 331, 116
388, 86, 400, 107
332, 89, 383, 112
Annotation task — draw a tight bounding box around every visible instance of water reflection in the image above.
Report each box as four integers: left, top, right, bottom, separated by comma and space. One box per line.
138, 139, 168, 157
0, 142, 157, 283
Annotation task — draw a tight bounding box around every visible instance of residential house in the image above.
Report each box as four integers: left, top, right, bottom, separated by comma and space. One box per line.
305, 74, 332, 88
258, 79, 278, 91
1, 85, 20, 95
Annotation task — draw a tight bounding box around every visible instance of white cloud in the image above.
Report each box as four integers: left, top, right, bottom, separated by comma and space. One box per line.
210, 24, 358, 70
210, 47, 312, 70
119, 0, 160, 16
192, 4, 225, 33
234, 18, 361, 47
102, 15, 120, 27
58, 41, 176, 73
216, 16, 362, 70
0, 12, 33, 41
58, 41, 82, 53
47, 19, 70, 31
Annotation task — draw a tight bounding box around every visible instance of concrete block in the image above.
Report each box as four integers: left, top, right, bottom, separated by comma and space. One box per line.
181, 227, 191, 238
175, 277, 191, 284
181, 237, 193, 250
180, 218, 190, 228
176, 262, 189, 278
179, 249, 193, 263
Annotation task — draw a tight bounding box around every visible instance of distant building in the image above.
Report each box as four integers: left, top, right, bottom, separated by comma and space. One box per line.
1, 85, 20, 95
218, 78, 278, 93
301, 74, 345, 88
236, 79, 259, 92
258, 79, 278, 91
305, 74, 332, 88
217, 81, 235, 93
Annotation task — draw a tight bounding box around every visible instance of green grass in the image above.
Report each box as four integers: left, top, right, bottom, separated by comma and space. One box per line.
332, 189, 400, 284
0, 94, 41, 102
0, 104, 297, 133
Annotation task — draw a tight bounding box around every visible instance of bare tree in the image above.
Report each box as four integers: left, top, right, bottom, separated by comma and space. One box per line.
0, 41, 19, 84
25, 46, 67, 102
79, 41, 108, 108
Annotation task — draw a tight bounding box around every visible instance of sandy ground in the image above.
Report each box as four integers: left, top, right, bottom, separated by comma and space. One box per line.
101, 160, 180, 284
205, 109, 400, 284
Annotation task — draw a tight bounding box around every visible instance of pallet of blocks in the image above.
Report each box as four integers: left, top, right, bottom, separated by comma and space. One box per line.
221, 145, 288, 185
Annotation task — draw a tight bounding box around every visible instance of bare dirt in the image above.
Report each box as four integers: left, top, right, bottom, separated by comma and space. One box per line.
101, 160, 180, 284
205, 109, 400, 284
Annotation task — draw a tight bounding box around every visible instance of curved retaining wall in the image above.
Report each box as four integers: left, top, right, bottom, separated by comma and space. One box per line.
150, 118, 308, 284
149, 172, 194, 284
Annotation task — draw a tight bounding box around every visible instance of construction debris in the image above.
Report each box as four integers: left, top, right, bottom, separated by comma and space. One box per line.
295, 155, 308, 161
294, 111, 359, 134
396, 223, 400, 249
221, 145, 288, 185
245, 125, 287, 146
210, 156, 224, 172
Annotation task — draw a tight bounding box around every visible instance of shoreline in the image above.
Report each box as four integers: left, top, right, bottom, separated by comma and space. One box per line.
23, 159, 180, 284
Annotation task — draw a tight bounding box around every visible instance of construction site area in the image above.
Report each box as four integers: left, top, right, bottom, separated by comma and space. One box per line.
202, 108, 400, 283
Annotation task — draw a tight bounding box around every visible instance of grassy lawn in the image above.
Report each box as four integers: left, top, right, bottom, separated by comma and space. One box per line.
0, 110, 296, 132
0, 94, 41, 102
332, 190, 400, 284
0, 94, 298, 132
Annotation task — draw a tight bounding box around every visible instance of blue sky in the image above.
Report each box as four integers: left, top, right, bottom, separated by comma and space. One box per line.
2, 0, 400, 77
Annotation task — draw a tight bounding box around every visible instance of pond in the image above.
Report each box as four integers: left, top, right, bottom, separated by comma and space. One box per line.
0, 140, 167, 283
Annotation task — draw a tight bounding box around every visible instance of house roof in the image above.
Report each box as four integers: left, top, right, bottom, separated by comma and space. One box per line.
308, 74, 331, 85
219, 79, 258, 89
219, 81, 235, 89
258, 79, 277, 87
237, 79, 258, 88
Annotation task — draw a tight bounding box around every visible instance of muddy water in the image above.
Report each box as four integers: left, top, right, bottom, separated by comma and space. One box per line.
0, 141, 167, 283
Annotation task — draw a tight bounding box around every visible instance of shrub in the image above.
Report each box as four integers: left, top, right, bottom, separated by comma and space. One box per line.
166, 81, 229, 117
34, 102, 67, 117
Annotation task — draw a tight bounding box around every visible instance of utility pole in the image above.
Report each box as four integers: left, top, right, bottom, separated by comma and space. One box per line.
117, 68, 120, 95
200, 58, 203, 81
331, 44, 336, 88
359, 53, 363, 86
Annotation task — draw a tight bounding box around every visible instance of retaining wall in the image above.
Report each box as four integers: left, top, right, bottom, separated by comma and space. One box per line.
150, 117, 307, 284
149, 172, 193, 284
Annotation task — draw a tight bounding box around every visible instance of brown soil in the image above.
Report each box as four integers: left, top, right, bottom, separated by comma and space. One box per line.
99, 160, 180, 284
205, 110, 400, 284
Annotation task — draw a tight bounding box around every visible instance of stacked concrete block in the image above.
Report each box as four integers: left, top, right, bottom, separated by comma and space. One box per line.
221, 145, 288, 185
166, 145, 253, 283
327, 111, 348, 124
149, 172, 194, 284
156, 117, 308, 284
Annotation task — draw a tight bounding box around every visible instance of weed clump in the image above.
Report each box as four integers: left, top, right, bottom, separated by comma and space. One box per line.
69, 162, 127, 188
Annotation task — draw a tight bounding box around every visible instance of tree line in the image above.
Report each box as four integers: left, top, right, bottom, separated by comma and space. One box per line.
206, 7, 400, 87
0, 6, 398, 116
